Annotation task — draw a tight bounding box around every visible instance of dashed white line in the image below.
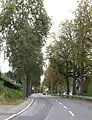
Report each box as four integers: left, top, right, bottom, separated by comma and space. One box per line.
69, 111, 75, 117
63, 105, 68, 109
56, 100, 75, 117
59, 102, 63, 105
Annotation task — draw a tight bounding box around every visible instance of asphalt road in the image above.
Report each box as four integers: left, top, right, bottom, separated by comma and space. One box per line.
13, 93, 92, 120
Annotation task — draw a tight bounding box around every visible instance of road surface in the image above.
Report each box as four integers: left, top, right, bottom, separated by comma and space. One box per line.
13, 93, 92, 120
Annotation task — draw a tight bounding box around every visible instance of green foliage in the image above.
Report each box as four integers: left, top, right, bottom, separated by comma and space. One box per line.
45, 0, 92, 96
1, 73, 21, 90
0, 81, 6, 95
0, 0, 51, 97
87, 80, 92, 96
6, 88, 22, 98
0, 94, 5, 103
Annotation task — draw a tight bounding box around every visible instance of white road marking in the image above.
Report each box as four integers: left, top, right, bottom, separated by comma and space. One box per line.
5, 97, 34, 120
63, 105, 68, 109
56, 100, 75, 117
59, 102, 63, 105
69, 111, 75, 116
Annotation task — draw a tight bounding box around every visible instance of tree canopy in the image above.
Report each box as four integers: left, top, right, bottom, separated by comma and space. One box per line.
44, 0, 92, 96
0, 0, 51, 98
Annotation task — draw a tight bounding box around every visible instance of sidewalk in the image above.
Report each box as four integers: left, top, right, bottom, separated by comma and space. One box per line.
0, 97, 33, 120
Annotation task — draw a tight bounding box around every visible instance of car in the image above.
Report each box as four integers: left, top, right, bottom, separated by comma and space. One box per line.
69, 92, 73, 96
63, 92, 67, 95
43, 92, 47, 95
63, 92, 73, 96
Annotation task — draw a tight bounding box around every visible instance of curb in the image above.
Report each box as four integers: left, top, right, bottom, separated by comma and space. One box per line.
5, 97, 35, 120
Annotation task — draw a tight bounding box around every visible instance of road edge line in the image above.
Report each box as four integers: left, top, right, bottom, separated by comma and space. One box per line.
5, 97, 35, 120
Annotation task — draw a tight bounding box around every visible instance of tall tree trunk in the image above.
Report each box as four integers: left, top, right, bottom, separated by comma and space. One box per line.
66, 76, 70, 95
79, 33, 84, 96
66, 63, 70, 95
48, 82, 51, 94
79, 69, 84, 96
59, 76, 62, 95
55, 80, 58, 94
28, 79, 32, 96
26, 73, 29, 97
26, 74, 32, 96
52, 84, 54, 94
23, 73, 27, 99
73, 71, 76, 95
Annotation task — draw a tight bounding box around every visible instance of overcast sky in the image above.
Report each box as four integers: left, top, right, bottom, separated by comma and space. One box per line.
42, 0, 78, 81
44, 0, 77, 32
42, 0, 78, 53
0, 0, 78, 73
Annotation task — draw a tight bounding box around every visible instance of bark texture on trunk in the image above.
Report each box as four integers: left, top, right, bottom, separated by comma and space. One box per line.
55, 80, 58, 94
27, 74, 32, 96
79, 59, 84, 96
66, 76, 70, 95
48, 82, 51, 94
73, 71, 76, 95
23, 73, 27, 99
59, 76, 62, 95
28, 79, 32, 96
79, 70, 84, 95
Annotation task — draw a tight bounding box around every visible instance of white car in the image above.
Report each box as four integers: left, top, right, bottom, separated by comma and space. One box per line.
63, 92, 67, 95
63, 92, 72, 96
69, 92, 73, 96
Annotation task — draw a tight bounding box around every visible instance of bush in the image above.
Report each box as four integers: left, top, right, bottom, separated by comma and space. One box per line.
0, 81, 6, 95
6, 88, 22, 98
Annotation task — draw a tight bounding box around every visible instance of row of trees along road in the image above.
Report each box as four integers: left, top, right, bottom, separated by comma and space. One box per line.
0, 0, 51, 98
44, 0, 92, 96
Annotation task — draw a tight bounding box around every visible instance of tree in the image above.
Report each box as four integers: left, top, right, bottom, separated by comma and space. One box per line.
74, 0, 92, 95
44, 64, 60, 94
0, 0, 51, 98
45, 0, 92, 96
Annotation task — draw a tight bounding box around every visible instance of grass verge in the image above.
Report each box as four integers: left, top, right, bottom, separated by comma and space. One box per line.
2, 98, 24, 105
68, 97, 92, 104
0, 88, 23, 105
6, 88, 22, 98
60, 95, 92, 104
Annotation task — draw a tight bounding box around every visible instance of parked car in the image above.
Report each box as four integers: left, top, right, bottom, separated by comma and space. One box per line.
43, 92, 47, 95
63, 92, 73, 96
63, 92, 67, 95
69, 92, 73, 96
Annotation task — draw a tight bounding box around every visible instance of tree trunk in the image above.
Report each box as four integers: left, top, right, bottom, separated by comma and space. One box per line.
73, 77, 76, 95
48, 82, 51, 94
28, 79, 32, 96
23, 73, 27, 99
60, 80, 62, 95
52, 84, 54, 94
26, 73, 29, 97
73, 71, 76, 95
55, 80, 58, 94
79, 33, 84, 96
66, 76, 70, 95
59, 76, 62, 95
26, 74, 32, 96
79, 69, 84, 96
